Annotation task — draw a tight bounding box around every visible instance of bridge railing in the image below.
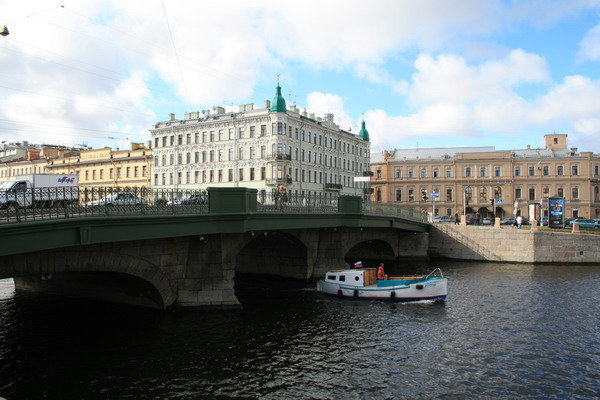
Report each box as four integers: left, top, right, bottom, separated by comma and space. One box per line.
0, 187, 209, 223
0, 186, 428, 224
256, 190, 338, 213
362, 201, 429, 223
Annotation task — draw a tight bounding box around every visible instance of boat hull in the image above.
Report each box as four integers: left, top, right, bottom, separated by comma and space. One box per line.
317, 278, 447, 302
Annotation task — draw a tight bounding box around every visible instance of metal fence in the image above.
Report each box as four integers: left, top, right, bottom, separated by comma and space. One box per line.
362, 201, 429, 223
0, 186, 428, 225
0, 187, 209, 223
256, 190, 338, 214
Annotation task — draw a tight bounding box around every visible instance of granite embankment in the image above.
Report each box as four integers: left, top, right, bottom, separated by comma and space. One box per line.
429, 224, 600, 263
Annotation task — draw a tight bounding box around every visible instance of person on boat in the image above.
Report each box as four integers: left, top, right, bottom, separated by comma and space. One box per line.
377, 263, 385, 280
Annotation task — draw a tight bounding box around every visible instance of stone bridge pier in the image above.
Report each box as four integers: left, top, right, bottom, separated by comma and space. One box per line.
0, 227, 428, 310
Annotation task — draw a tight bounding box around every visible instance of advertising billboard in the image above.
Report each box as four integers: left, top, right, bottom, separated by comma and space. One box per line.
548, 197, 565, 228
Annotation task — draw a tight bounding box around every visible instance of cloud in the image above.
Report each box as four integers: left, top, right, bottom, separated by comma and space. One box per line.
578, 23, 600, 62
364, 52, 600, 151
305, 92, 354, 131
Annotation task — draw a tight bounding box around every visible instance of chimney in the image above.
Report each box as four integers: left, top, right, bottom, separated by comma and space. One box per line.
264, 100, 271, 109
169, 113, 175, 121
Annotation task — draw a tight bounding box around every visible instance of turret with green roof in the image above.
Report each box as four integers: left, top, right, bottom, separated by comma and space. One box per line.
269, 84, 286, 113
358, 120, 370, 142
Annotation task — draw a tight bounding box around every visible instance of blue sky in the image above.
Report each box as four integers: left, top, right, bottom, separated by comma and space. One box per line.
0, 0, 599, 153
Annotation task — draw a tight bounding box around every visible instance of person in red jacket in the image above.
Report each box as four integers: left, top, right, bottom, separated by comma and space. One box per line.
377, 263, 385, 280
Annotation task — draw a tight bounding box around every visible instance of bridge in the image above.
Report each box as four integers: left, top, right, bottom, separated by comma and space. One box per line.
0, 188, 429, 310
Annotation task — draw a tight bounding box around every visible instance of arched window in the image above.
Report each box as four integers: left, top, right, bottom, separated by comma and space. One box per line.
479, 187, 487, 202
595, 186, 599, 202
465, 187, 473, 203
494, 186, 502, 199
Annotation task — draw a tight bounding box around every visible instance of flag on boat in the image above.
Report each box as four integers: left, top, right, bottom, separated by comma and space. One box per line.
354, 261, 363, 268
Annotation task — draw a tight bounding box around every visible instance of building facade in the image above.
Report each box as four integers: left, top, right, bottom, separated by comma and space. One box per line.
370, 134, 600, 220
0, 145, 81, 184
45, 143, 152, 189
149, 85, 371, 201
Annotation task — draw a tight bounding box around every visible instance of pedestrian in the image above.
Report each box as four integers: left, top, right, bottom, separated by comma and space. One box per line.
454, 213, 460, 225
516, 215, 523, 229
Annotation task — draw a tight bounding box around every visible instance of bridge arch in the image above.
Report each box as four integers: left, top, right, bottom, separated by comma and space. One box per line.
235, 231, 309, 279
344, 239, 396, 269
5, 250, 176, 310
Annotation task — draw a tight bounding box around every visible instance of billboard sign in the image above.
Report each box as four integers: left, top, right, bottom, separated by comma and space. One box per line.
548, 197, 565, 228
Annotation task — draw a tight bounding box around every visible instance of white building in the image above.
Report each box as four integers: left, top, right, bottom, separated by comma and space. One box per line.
149, 85, 371, 201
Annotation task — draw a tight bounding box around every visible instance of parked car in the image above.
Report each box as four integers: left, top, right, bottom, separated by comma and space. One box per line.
569, 219, 600, 229
433, 215, 453, 223
86, 192, 146, 206
501, 218, 515, 225
482, 217, 492, 225
168, 193, 208, 205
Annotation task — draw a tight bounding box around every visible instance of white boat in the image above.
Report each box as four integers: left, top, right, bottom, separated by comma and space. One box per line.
316, 267, 447, 302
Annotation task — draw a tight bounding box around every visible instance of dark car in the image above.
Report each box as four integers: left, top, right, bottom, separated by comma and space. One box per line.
501, 218, 515, 225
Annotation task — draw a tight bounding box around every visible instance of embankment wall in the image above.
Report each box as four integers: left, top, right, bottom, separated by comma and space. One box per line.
429, 225, 600, 263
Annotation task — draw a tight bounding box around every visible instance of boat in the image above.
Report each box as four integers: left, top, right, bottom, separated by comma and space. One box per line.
316, 267, 447, 302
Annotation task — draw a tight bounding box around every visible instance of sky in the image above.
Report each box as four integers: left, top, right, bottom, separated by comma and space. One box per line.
0, 0, 599, 154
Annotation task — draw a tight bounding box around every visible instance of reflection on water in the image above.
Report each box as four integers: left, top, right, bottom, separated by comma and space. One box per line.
1, 262, 599, 399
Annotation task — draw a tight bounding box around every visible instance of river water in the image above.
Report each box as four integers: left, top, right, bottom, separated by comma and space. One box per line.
0, 261, 599, 399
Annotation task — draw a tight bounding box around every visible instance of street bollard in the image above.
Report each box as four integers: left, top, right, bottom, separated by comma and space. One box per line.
531, 220, 538, 231
572, 222, 580, 233
494, 217, 501, 228
460, 215, 467, 226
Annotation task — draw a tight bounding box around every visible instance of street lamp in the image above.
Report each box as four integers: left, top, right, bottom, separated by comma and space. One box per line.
1, 26, 9, 37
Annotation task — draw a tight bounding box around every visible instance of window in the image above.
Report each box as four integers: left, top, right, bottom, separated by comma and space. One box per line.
376, 169, 381, 179
479, 187, 487, 202
465, 167, 472, 177
557, 187, 564, 198
595, 186, 599, 202
420, 168, 427, 178
134, 166, 138, 177
250, 168, 255, 180
557, 165, 563, 176
542, 166, 549, 176
529, 188, 535, 201
446, 188, 453, 201
572, 186, 579, 200
339, 275, 346, 282
260, 125, 266, 136
595, 165, 599, 176
515, 166, 521, 177
395, 189, 402, 202
480, 167, 486, 177
573, 208, 579, 218
186, 153, 191, 164
528, 166, 535, 176
249, 126, 255, 138
515, 188, 522, 200
395, 168, 402, 179
494, 166, 501, 177
239, 168, 244, 181
571, 165, 579, 176
543, 186, 549, 197
408, 189, 415, 202
408, 168, 414, 178
445, 167, 452, 178
433, 168, 439, 178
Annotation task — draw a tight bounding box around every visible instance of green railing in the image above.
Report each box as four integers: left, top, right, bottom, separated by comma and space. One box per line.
0, 186, 428, 225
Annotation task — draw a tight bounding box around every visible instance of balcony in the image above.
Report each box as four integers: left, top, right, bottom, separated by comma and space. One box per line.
325, 183, 343, 191
362, 171, 374, 177
266, 177, 292, 186
267, 153, 292, 162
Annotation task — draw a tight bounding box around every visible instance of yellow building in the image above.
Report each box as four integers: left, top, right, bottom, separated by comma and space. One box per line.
370, 134, 600, 220
0, 146, 80, 184
45, 143, 152, 189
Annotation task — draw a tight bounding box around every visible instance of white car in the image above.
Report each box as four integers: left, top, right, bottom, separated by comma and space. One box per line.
86, 192, 146, 206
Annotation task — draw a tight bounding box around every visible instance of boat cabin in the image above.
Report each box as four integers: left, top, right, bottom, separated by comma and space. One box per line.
324, 268, 377, 287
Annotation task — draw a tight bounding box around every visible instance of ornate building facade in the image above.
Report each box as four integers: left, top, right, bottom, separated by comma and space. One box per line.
149, 85, 371, 201
45, 143, 152, 189
370, 134, 600, 220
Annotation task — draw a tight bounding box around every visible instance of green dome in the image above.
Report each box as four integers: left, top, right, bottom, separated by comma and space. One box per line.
358, 120, 369, 142
270, 85, 287, 113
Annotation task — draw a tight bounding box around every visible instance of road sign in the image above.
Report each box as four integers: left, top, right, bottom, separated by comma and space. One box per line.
353, 176, 371, 182
431, 193, 440, 197
495, 199, 503, 205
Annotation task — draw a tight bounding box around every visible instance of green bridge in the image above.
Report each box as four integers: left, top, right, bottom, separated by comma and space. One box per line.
0, 188, 430, 310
